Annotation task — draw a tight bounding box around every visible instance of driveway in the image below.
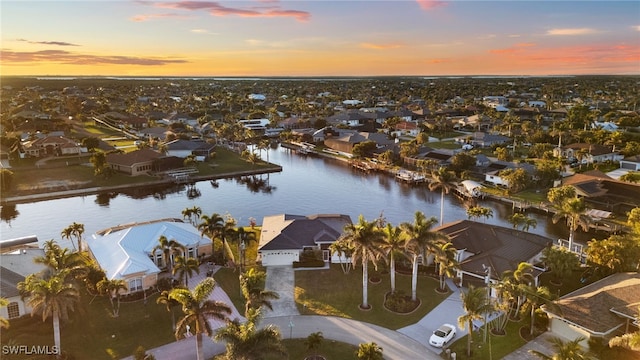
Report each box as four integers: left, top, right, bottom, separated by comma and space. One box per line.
263, 265, 300, 318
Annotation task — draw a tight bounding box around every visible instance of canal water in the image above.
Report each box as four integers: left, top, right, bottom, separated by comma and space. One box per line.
0, 145, 591, 246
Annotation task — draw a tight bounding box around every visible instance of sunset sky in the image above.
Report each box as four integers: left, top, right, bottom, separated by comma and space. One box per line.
1, 0, 639, 76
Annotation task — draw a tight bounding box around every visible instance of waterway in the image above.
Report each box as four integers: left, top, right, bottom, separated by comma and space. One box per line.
0, 145, 595, 247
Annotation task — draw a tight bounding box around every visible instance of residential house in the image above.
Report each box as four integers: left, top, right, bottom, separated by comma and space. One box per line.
106, 148, 163, 176
22, 135, 84, 158
562, 170, 640, 213
85, 220, 212, 294
165, 139, 216, 160
553, 143, 623, 164
619, 155, 640, 171
0, 248, 46, 321
257, 214, 352, 266
324, 130, 395, 155
391, 121, 420, 138
542, 272, 640, 348
457, 132, 510, 148
435, 220, 552, 290
484, 161, 536, 188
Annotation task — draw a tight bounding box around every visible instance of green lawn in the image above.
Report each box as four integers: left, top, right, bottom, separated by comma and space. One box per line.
445, 317, 530, 360
213, 338, 360, 360
2, 292, 175, 360
295, 264, 448, 330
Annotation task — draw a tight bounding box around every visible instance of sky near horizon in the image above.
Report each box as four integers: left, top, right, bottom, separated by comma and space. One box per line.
1, 1, 639, 77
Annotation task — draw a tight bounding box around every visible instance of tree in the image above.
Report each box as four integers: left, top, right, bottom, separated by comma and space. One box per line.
619, 172, 640, 183
352, 140, 377, 159
380, 223, 406, 294
182, 206, 202, 226
0, 169, 14, 191
466, 206, 493, 223
541, 246, 581, 285
524, 284, 556, 337
305, 331, 324, 359
172, 256, 200, 287
90, 151, 108, 176
198, 213, 226, 263
157, 289, 180, 331
215, 308, 287, 360
400, 211, 448, 301
429, 166, 457, 226
551, 196, 591, 254
529, 336, 596, 360
240, 268, 279, 313
97, 278, 127, 317
61, 222, 85, 252
81, 136, 100, 152
500, 168, 529, 194
329, 240, 354, 274
508, 213, 537, 232
169, 277, 232, 360
0, 297, 9, 329
458, 285, 492, 357
494, 146, 512, 161
585, 234, 640, 275
433, 241, 458, 292
153, 235, 185, 273
340, 215, 384, 309
18, 271, 80, 354
356, 342, 384, 360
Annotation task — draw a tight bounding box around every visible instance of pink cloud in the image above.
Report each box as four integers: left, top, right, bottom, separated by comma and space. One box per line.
416, 0, 447, 11
156, 1, 310, 22
1, 49, 188, 66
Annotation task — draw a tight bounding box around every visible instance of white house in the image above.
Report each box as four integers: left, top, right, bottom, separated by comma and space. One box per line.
0, 249, 46, 321
85, 220, 213, 294
258, 214, 352, 266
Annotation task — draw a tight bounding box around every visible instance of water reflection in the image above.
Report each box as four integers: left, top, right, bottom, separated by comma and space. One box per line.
0, 204, 19, 223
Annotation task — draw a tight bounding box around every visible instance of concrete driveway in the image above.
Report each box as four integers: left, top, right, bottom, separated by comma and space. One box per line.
263, 265, 300, 318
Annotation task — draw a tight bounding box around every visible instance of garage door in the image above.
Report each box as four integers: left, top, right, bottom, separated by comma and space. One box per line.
621, 162, 637, 170
261, 251, 298, 266
550, 318, 590, 347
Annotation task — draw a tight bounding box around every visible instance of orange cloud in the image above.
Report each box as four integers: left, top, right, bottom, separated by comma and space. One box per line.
546, 28, 598, 36
360, 42, 404, 50
131, 13, 191, 22
156, 1, 310, 22
16, 39, 80, 46
416, 0, 447, 11
427, 58, 451, 64
1, 49, 188, 66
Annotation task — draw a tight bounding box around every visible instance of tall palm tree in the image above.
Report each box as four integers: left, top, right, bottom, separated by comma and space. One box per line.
169, 277, 232, 360
458, 285, 492, 357
198, 213, 226, 262
429, 167, 457, 226
552, 197, 591, 253
329, 240, 354, 274
433, 241, 458, 292
356, 342, 384, 360
240, 268, 279, 313
380, 223, 406, 294
400, 211, 448, 301
153, 235, 185, 273
524, 284, 556, 336
61, 222, 85, 252
172, 256, 200, 287
96, 278, 127, 317
529, 336, 596, 360
340, 215, 384, 309
18, 270, 80, 354
215, 308, 287, 360
182, 206, 202, 226
157, 289, 181, 331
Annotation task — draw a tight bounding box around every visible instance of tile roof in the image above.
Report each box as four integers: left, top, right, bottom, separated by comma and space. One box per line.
545, 272, 640, 334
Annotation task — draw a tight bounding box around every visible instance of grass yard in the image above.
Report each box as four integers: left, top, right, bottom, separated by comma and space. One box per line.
445, 317, 530, 360
2, 292, 174, 360
295, 264, 448, 330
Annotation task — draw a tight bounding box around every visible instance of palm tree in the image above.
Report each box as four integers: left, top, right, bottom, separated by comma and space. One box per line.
458, 285, 492, 357
305, 331, 324, 359
509, 213, 538, 232
541, 246, 581, 286
529, 336, 596, 360
172, 256, 200, 287
35, 240, 88, 281
329, 240, 354, 274
215, 308, 287, 360
182, 206, 202, 226
198, 213, 226, 263
429, 166, 457, 226
356, 342, 384, 360
0, 297, 9, 329
340, 215, 384, 309
553, 197, 591, 253
18, 270, 80, 354
157, 289, 180, 331
96, 278, 127, 317
524, 284, 556, 337
433, 241, 458, 292
400, 211, 448, 301
380, 223, 406, 294
169, 277, 232, 360
61, 222, 85, 252
153, 235, 185, 273
240, 268, 279, 313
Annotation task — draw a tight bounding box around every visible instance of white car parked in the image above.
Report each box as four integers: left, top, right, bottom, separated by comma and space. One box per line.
429, 324, 456, 347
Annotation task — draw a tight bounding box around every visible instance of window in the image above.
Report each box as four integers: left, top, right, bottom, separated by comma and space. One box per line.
187, 247, 196, 259
128, 278, 143, 292
7, 302, 19, 319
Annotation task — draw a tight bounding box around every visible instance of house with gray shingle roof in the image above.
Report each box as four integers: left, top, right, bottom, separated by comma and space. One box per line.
0, 249, 46, 320
258, 214, 352, 266
542, 272, 640, 347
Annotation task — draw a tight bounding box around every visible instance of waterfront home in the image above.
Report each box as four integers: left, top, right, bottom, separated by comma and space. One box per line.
553, 143, 623, 164
85, 219, 212, 294
324, 130, 396, 155
21, 135, 85, 158
435, 220, 552, 291
0, 248, 46, 320
106, 148, 163, 176
483, 161, 536, 188
542, 272, 640, 348
164, 139, 216, 160
456, 132, 510, 148
257, 214, 352, 266
562, 170, 640, 213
